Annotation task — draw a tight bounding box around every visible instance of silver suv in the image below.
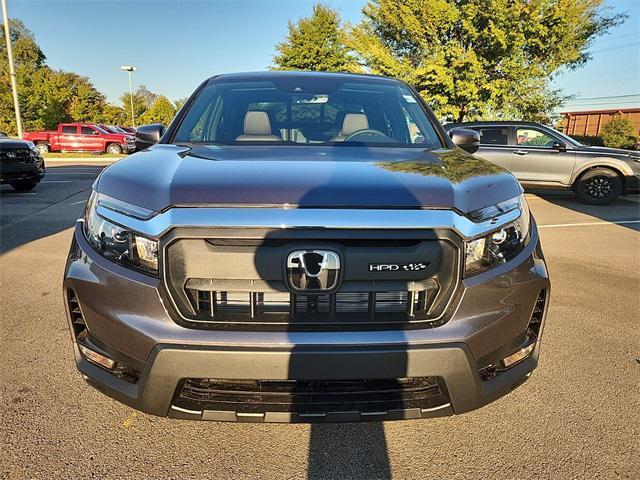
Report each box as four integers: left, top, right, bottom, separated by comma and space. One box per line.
445, 121, 640, 205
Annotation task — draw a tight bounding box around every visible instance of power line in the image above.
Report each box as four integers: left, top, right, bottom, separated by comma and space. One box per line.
566, 76, 640, 86
563, 101, 640, 107
564, 94, 640, 101
575, 67, 640, 78
595, 32, 639, 44
589, 41, 640, 54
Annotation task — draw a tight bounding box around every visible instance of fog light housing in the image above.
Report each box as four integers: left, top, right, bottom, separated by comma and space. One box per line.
78, 343, 116, 370
501, 342, 535, 368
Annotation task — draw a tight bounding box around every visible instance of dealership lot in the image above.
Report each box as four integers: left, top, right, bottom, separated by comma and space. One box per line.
1, 163, 638, 479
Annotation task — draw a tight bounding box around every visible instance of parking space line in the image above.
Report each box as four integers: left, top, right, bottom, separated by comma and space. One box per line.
43, 180, 73, 183
539, 220, 640, 228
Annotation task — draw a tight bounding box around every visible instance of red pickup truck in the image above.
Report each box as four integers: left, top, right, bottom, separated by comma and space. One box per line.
23, 123, 136, 155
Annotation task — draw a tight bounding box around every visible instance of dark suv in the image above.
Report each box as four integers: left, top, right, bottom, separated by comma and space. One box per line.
445, 121, 640, 205
63, 72, 550, 423
0, 135, 45, 191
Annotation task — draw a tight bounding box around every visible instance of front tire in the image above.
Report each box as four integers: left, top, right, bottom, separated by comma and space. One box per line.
575, 168, 622, 205
106, 143, 123, 155
35, 143, 50, 155
10, 182, 38, 192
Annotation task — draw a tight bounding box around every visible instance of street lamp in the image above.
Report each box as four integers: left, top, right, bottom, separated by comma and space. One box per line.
120, 65, 137, 128
2, 0, 23, 137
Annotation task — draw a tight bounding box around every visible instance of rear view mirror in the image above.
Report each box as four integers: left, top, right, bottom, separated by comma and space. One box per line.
449, 128, 480, 154
135, 124, 165, 151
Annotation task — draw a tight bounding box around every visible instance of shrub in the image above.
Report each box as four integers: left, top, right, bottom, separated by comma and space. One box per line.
600, 115, 638, 149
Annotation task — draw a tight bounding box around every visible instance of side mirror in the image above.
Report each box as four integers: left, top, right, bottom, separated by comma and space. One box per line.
135, 123, 165, 151
449, 128, 480, 154
552, 141, 567, 152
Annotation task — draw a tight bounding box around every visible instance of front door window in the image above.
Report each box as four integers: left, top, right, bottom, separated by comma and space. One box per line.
516, 128, 555, 148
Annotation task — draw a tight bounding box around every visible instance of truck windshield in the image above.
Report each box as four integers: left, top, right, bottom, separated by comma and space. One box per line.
173, 78, 443, 149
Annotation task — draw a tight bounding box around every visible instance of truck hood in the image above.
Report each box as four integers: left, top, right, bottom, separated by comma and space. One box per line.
96, 144, 522, 214
0, 138, 34, 148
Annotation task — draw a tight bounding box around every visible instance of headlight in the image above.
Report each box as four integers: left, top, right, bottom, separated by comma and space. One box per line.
25, 142, 41, 160
464, 195, 531, 276
83, 192, 158, 275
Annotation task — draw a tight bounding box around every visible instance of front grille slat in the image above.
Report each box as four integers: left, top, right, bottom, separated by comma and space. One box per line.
186, 288, 437, 325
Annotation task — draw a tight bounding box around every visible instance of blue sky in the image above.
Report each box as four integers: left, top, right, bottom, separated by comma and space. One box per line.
7, 0, 640, 111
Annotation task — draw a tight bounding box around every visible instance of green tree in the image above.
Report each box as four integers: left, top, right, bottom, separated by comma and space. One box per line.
1, 19, 45, 68
174, 97, 188, 111
350, 0, 624, 122
140, 95, 177, 125
1, 19, 106, 133
600, 115, 637, 149
67, 74, 106, 123
121, 85, 158, 125
273, 4, 359, 72
100, 104, 128, 126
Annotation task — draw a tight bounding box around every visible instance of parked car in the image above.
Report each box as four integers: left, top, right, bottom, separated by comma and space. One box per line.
22, 123, 136, 155
445, 121, 640, 205
118, 126, 136, 134
64, 71, 549, 423
98, 124, 131, 135
1, 136, 45, 191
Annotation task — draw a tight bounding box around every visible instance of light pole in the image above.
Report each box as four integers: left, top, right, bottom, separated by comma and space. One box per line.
2, 0, 23, 137
121, 65, 136, 127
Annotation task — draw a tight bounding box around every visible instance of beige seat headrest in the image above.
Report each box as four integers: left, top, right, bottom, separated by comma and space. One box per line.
341, 113, 369, 136
236, 111, 282, 142
244, 111, 272, 135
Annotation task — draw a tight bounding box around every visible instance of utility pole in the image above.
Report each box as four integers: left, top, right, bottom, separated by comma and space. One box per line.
1, 0, 23, 137
121, 65, 137, 127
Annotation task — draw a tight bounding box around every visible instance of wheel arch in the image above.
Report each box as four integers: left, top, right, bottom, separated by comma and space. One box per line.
571, 164, 627, 193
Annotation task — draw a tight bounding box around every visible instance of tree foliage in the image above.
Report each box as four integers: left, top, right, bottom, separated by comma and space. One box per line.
120, 85, 158, 124
100, 104, 129, 126
600, 115, 637, 149
1, 19, 106, 134
1, 19, 182, 134
140, 95, 177, 125
272, 4, 359, 73
349, 0, 625, 122
174, 97, 188, 111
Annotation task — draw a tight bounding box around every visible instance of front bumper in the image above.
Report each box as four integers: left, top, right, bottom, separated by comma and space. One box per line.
625, 174, 640, 194
123, 140, 137, 153
64, 222, 550, 422
0, 162, 43, 184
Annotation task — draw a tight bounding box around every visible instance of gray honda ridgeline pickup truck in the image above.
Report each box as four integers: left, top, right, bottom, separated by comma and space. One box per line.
64, 71, 550, 423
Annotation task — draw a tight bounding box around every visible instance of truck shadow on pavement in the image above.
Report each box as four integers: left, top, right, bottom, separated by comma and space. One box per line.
307, 423, 391, 479
250, 161, 432, 479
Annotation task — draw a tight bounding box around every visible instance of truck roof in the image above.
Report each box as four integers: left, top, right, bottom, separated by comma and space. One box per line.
209, 70, 401, 85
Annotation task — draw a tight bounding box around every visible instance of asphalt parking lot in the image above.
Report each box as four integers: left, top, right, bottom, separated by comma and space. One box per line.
1, 162, 639, 479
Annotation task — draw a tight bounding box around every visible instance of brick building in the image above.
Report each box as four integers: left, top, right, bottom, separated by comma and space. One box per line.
560, 107, 640, 137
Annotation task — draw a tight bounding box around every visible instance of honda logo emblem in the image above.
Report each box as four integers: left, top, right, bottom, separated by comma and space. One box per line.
286, 250, 340, 292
